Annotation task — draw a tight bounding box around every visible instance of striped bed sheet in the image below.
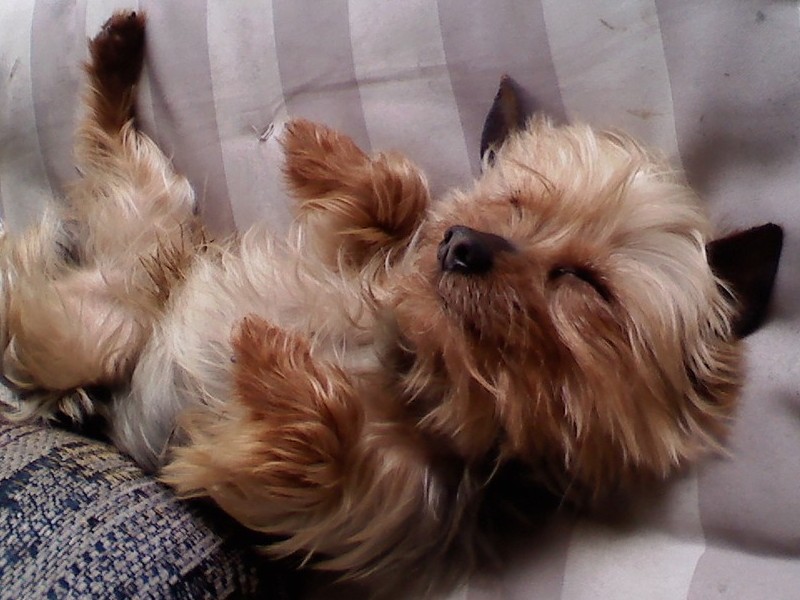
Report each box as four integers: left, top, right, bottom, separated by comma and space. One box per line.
1, 1, 799, 598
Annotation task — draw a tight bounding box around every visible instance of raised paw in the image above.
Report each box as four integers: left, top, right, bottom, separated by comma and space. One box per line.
232, 314, 316, 396
231, 314, 359, 424
281, 119, 370, 199
88, 10, 147, 89
281, 119, 431, 270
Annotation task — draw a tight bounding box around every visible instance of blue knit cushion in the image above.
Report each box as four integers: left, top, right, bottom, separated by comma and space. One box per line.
0, 419, 285, 599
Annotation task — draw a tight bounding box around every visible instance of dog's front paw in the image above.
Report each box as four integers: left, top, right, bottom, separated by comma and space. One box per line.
232, 315, 312, 379
281, 119, 369, 197
88, 10, 146, 88
281, 119, 430, 270
230, 314, 358, 427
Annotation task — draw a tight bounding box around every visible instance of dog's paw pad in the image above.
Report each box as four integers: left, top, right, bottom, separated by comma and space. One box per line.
89, 10, 146, 86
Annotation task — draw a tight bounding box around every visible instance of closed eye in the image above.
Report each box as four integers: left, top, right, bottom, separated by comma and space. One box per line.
508, 193, 525, 220
550, 266, 612, 302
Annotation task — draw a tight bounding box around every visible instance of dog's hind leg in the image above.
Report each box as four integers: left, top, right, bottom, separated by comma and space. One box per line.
282, 119, 431, 273
3, 12, 198, 414
72, 10, 198, 274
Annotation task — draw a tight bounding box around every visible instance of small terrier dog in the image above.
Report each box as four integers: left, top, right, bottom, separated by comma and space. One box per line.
1, 11, 783, 592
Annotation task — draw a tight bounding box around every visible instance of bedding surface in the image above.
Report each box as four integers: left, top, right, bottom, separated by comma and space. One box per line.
1, 1, 799, 598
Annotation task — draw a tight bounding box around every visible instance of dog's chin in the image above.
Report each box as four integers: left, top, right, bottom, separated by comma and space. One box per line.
434, 273, 501, 344
435, 273, 472, 318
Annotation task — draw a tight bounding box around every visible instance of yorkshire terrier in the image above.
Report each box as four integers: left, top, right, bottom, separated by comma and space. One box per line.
0, 11, 783, 594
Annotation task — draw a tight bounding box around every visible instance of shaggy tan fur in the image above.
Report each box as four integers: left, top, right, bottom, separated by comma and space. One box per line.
0, 12, 199, 421
1, 11, 769, 596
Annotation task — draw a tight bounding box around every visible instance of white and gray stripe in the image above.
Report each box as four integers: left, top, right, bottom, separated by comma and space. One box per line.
1, 2, 799, 598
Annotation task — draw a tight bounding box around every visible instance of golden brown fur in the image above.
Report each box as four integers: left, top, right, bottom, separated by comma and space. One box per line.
161, 117, 742, 588
1, 11, 774, 596
0, 11, 198, 420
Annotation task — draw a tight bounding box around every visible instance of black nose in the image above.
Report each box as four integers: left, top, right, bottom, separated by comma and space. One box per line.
437, 226, 514, 274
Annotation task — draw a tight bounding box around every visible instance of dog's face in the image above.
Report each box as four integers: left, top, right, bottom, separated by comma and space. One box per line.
390, 115, 754, 500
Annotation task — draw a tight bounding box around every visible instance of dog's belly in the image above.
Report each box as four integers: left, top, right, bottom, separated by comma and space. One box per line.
108, 227, 380, 471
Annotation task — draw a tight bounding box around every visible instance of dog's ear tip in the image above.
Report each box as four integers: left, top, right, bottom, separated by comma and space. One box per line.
707, 222, 784, 338
745, 221, 783, 240
760, 222, 784, 244
498, 73, 514, 89
480, 74, 526, 165
733, 221, 783, 256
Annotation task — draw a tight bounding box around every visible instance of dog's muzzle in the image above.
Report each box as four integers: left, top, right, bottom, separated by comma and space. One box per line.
437, 226, 515, 275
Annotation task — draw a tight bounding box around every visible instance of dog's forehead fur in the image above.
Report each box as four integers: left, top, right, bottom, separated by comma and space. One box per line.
446, 117, 711, 258
420, 117, 724, 340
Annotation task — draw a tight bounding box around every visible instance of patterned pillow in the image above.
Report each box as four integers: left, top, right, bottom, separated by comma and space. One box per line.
0, 417, 285, 599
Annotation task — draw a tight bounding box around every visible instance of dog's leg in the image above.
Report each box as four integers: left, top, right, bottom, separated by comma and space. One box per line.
72, 10, 197, 268
3, 12, 197, 405
282, 119, 430, 272
83, 10, 146, 135
162, 315, 443, 580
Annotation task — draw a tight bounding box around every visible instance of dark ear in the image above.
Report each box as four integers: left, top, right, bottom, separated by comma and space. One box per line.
707, 223, 783, 337
480, 75, 526, 168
